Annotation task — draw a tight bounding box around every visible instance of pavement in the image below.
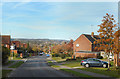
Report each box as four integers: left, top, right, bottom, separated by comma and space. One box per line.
7, 55, 73, 77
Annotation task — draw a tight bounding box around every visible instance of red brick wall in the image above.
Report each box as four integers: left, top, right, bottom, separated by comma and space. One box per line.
2, 44, 10, 49
1, 35, 11, 49
23, 43, 27, 48
75, 52, 98, 58
21, 43, 27, 48
73, 34, 92, 52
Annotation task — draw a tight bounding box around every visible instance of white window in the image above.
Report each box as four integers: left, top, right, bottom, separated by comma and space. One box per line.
76, 44, 79, 47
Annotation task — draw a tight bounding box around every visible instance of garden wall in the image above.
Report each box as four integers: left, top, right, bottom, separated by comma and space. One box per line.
75, 52, 98, 58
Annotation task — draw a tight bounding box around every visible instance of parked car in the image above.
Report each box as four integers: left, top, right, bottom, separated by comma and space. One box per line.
39, 52, 44, 56
81, 58, 109, 68
46, 54, 50, 57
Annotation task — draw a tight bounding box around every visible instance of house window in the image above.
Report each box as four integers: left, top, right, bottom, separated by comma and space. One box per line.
76, 44, 79, 47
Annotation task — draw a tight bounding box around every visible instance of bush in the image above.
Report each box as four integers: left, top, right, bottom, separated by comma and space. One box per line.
65, 53, 71, 57
52, 53, 61, 57
14, 53, 18, 57
97, 55, 103, 59
76, 57, 81, 60
2, 47, 10, 64
66, 58, 76, 61
29, 53, 32, 57
60, 54, 66, 59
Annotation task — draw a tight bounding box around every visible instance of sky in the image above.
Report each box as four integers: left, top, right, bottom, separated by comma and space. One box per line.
2, 2, 118, 40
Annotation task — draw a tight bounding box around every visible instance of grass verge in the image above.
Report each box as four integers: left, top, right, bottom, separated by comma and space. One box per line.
9, 61, 24, 68
51, 65, 60, 68
47, 61, 54, 66
78, 67, 120, 78
2, 70, 12, 78
62, 60, 82, 67
60, 69, 92, 77
52, 57, 82, 67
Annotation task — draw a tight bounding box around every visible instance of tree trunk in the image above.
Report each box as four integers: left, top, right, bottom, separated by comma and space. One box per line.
116, 53, 119, 67
114, 53, 119, 68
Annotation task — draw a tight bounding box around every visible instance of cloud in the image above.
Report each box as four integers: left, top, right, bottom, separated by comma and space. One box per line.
12, 0, 32, 9
2, 0, 120, 2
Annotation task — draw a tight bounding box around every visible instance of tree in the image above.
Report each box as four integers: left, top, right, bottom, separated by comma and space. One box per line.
94, 13, 117, 70
67, 39, 73, 55
32, 45, 38, 53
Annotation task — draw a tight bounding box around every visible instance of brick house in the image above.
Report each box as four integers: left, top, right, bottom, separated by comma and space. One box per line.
11, 41, 28, 55
21, 43, 27, 48
1, 35, 11, 49
73, 32, 100, 58
11, 41, 21, 48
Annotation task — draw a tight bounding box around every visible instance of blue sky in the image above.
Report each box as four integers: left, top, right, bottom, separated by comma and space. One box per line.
2, 2, 118, 40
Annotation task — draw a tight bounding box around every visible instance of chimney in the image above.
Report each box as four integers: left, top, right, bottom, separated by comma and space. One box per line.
91, 32, 94, 38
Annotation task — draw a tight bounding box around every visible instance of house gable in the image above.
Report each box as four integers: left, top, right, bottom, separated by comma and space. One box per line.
73, 34, 92, 52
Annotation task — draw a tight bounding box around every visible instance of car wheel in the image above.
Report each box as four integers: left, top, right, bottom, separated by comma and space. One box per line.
85, 64, 90, 68
103, 64, 107, 68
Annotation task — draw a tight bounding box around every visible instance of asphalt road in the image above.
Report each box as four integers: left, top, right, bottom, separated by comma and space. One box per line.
8, 55, 73, 77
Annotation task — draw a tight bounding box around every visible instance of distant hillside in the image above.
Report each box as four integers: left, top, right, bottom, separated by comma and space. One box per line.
11, 38, 69, 47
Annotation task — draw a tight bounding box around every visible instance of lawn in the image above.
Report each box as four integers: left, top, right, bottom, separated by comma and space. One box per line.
62, 60, 82, 67
78, 67, 120, 78
2, 70, 12, 78
52, 57, 82, 67
9, 61, 24, 68
60, 69, 92, 77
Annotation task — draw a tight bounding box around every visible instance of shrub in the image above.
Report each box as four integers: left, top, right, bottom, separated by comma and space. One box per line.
14, 53, 18, 57
65, 53, 71, 57
97, 55, 103, 59
29, 53, 32, 57
61, 54, 66, 59
52, 53, 61, 57
66, 58, 76, 61
2, 46, 10, 64
76, 57, 81, 60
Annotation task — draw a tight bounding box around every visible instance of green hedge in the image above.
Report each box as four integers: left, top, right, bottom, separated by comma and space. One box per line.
2, 47, 10, 64
52, 53, 71, 59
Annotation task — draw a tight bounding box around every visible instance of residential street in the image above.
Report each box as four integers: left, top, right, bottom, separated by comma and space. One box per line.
8, 55, 73, 77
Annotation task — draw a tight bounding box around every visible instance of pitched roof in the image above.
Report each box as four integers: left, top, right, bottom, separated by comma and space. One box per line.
1, 35, 11, 44
11, 41, 21, 47
83, 34, 100, 43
